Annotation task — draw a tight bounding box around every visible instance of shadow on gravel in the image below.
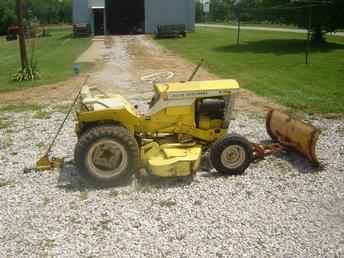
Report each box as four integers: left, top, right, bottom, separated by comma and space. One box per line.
57, 155, 323, 192
270, 152, 325, 174
199, 151, 324, 178
56, 160, 131, 192
134, 174, 194, 192
57, 160, 195, 192
55, 154, 324, 193
57, 161, 94, 192
198, 171, 243, 179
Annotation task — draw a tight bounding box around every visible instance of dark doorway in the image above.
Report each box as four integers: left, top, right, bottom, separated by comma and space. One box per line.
106, 0, 145, 34
93, 8, 105, 35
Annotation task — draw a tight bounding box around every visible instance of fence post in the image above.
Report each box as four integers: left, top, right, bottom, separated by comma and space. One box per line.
236, 11, 241, 46
305, 5, 312, 65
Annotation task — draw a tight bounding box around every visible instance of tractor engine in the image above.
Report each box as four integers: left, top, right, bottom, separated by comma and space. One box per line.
196, 95, 235, 130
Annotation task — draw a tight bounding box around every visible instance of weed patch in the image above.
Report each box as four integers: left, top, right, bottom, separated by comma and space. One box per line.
0, 180, 15, 188
32, 110, 51, 119
0, 104, 42, 113
0, 119, 13, 129
2, 136, 13, 148
79, 190, 89, 201
159, 199, 177, 208
52, 105, 70, 114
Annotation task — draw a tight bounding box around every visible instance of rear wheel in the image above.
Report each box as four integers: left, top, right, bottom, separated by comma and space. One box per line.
75, 125, 139, 186
210, 134, 253, 175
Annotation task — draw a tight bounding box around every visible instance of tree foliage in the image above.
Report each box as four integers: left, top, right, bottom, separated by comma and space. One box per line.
0, 0, 16, 35
0, 0, 72, 35
196, 0, 263, 22
232, 0, 344, 42
197, 0, 344, 42
209, 0, 229, 21
196, 1, 204, 23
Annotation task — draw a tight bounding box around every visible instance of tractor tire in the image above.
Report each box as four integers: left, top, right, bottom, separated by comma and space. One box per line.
74, 125, 139, 186
210, 134, 253, 175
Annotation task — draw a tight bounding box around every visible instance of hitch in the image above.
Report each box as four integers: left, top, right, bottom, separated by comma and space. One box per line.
35, 154, 64, 171
24, 76, 89, 173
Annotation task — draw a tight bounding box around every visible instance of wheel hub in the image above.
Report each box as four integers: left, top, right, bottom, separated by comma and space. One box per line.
93, 144, 122, 170
221, 145, 246, 169
87, 140, 128, 178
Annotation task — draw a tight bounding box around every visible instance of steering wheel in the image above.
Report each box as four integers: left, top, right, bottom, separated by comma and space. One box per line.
141, 71, 175, 83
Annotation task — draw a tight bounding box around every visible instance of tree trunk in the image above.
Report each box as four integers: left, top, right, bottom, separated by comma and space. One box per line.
311, 26, 326, 45
16, 0, 29, 70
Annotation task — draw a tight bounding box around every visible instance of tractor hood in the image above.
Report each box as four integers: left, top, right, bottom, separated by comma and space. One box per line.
155, 80, 239, 100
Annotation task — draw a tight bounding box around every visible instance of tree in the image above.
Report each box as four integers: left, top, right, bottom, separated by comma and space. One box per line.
209, 0, 228, 22
16, 0, 29, 70
0, 0, 73, 35
232, 0, 344, 44
13, 0, 40, 81
0, 0, 16, 35
196, 0, 234, 23
196, 1, 204, 23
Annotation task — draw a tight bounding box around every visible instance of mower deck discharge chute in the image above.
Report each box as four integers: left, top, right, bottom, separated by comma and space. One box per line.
32, 77, 321, 185
141, 142, 202, 177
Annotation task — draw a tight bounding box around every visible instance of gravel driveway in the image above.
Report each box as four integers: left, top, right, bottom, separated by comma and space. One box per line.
0, 107, 343, 257
1, 35, 344, 257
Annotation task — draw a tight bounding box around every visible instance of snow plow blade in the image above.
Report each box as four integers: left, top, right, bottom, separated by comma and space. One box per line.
266, 110, 321, 164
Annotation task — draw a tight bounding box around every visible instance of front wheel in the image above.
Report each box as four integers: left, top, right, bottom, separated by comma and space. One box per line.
210, 134, 253, 175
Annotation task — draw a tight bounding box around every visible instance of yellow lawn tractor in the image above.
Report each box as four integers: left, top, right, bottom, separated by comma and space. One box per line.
57, 78, 320, 186
32, 68, 321, 185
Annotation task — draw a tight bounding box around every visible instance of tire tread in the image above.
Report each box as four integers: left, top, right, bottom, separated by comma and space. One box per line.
74, 125, 139, 186
210, 133, 253, 175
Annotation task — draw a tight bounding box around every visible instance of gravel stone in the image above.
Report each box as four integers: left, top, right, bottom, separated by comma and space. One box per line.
0, 107, 343, 257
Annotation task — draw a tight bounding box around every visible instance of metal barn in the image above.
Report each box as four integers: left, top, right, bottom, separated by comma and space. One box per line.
73, 0, 195, 35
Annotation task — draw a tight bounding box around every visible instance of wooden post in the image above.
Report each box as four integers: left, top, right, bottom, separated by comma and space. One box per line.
16, 0, 29, 70
103, 7, 107, 35
305, 5, 312, 65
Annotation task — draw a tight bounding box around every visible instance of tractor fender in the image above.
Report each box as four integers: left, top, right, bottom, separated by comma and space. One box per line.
77, 109, 139, 136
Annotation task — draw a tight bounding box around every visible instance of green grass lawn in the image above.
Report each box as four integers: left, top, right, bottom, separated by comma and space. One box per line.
0, 26, 92, 92
157, 27, 344, 113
